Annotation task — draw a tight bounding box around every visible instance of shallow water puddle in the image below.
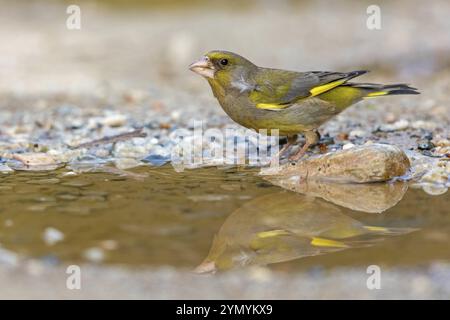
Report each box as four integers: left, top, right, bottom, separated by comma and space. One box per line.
0, 166, 449, 272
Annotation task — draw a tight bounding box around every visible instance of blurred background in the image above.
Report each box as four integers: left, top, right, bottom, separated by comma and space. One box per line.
1, 0, 450, 95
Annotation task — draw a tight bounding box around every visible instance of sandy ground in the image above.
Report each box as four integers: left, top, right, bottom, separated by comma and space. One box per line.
1, 261, 449, 299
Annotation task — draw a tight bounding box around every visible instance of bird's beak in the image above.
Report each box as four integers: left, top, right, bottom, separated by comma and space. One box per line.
189, 56, 215, 79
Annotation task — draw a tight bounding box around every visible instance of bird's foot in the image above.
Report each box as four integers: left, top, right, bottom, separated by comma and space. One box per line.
269, 135, 297, 166
288, 142, 311, 162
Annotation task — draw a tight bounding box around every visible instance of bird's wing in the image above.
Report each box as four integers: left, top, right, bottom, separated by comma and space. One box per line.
250, 69, 368, 110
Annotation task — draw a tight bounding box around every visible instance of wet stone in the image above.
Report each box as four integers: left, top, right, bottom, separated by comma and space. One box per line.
27, 204, 53, 212
61, 180, 93, 187
57, 206, 91, 215
261, 143, 411, 183
0, 164, 13, 173
26, 178, 60, 185
418, 139, 435, 151
142, 154, 171, 166
79, 195, 106, 202
12, 153, 57, 166
56, 193, 80, 201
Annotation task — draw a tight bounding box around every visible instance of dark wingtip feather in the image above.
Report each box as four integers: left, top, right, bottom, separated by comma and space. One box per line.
350, 70, 370, 77
384, 84, 420, 95
388, 89, 420, 95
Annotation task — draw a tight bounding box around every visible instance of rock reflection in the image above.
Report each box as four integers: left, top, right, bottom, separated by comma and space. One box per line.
196, 191, 413, 273
264, 176, 408, 213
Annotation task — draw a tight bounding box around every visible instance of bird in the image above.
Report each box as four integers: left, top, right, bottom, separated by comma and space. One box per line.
189, 50, 419, 162
195, 192, 415, 273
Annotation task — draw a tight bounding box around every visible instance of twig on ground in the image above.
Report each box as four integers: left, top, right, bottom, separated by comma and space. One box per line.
70, 128, 147, 149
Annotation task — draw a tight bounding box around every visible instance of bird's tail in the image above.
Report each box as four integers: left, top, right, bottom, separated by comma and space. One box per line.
345, 83, 420, 98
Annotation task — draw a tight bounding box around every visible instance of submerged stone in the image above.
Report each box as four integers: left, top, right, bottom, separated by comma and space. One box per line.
142, 154, 170, 166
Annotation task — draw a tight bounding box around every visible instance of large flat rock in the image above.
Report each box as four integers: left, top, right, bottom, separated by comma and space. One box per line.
261, 143, 411, 183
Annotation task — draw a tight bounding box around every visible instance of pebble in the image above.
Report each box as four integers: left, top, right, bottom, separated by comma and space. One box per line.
142, 154, 171, 166
12, 153, 57, 166
420, 170, 448, 185
114, 143, 148, 159
411, 120, 437, 130
27, 204, 53, 212
417, 139, 435, 151
262, 144, 411, 183
435, 139, 450, 147
57, 206, 91, 215
0, 164, 13, 173
188, 195, 230, 202
57, 193, 79, 201
102, 114, 127, 127
379, 119, 409, 132
114, 158, 142, 170
342, 143, 355, 150
59, 171, 78, 178
83, 247, 105, 263
349, 129, 369, 138
61, 180, 93, 187
435, 146, 450, 156
42, 227, 65, 246
26, 178, 60, 185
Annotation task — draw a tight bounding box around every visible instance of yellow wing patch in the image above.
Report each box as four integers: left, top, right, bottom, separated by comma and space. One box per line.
256, 103, 289, 110
363, 225, 389, 232
309, 79, 346, 97
310, 237, 348, 248
257, 229, 290, 238
255, 78, 348, 110
365, 91, 388, 98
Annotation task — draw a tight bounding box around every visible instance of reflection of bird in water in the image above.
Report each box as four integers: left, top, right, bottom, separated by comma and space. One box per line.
196, 192, 415, 273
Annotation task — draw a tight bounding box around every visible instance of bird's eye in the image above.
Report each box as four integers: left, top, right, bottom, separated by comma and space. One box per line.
219, 59, 229, 66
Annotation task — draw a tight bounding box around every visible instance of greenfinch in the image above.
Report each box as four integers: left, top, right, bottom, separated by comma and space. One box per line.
195, 192, 414, 272
189, 50, 419, 161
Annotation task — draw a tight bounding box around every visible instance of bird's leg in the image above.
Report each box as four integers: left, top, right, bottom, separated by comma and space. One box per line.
270, 134, 297, 164
289, 131, 319, 162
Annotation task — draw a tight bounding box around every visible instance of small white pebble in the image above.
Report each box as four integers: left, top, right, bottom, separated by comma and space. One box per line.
43, 227, 65, 246
60, 171, 78, 177
150, 137, 159, 144
102, 114, 127, 127
83, 247, 105, 263
342, 143, 355, 150
349, 129, 368, 138
170, 110, 181, 120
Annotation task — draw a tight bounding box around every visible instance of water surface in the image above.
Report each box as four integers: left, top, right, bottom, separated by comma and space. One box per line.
0, 166, 449, 272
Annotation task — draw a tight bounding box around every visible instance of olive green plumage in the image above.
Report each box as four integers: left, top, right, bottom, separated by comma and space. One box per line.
189, 50, 419, 160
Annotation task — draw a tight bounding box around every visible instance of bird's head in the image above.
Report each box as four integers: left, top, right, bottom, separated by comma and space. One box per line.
189, 50, 257, 88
